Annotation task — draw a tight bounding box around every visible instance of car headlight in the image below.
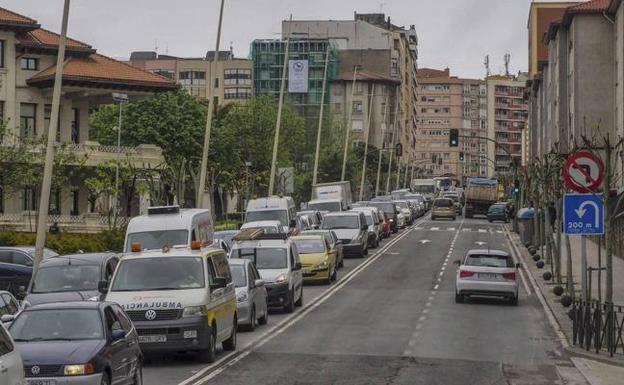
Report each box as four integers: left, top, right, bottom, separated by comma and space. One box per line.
64, 363, 94, 376
314, 260, 329, 270
274, 273, 288, 284
236, 291, 248, 303
182, 306, 206, 317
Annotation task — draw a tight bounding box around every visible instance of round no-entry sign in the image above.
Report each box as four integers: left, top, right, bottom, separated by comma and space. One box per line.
562, 150, 604, 193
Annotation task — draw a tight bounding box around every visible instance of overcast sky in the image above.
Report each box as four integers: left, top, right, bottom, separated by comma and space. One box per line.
4, 0, 568, 79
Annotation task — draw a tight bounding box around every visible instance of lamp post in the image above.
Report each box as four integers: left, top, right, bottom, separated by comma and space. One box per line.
312, 43, 331, 186
341, 66, 359, 181
112, 92, 128, 225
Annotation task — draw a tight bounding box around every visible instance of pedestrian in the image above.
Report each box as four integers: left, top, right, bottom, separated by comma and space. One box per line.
548, 201, 556, 231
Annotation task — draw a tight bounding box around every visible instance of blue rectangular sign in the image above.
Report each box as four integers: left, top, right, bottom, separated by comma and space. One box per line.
563, 193, 604, 235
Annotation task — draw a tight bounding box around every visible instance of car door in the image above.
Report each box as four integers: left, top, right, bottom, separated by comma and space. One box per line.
111, 304, 140, 382
251, 263, 267, 318
247, 263, 258, 322
0, 251, 13, 292
290, 245, 303, 299
0, 323, 23, 385
103, 306, 130, 383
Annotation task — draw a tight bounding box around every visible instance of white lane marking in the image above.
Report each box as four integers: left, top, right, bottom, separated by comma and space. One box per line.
478, 229, 487, 233
186, 217, 428, 385
415, 324, 422, 330
430, 227, 440, 231
447, 227, 455, 231
419, 315, 426, 321
462, 228, 471, 232
433, 284, 439, 290
422, 309, 430, 314
404, 349, 412, 355
418, 240, 431, 244
425, 302, 432, 307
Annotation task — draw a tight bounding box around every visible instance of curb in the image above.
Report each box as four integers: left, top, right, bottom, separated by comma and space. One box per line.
503, 226, 624, 369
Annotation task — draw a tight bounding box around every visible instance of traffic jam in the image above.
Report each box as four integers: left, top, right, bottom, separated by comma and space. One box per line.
0, 177, 519, 385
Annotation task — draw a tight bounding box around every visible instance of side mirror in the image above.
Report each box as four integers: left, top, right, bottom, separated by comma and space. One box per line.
210, 277, 227, 290
289, 219, 297, 228
111, 329, 126, 342
1, 314, 15, 324
254, 279, 265, 288
453, 260, 461, 266
516, 263, 522, 269
293, 262, 302, 271
98, 280, 109, 294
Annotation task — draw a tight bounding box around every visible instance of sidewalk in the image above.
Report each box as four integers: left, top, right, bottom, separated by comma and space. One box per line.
504, 226, 624, 385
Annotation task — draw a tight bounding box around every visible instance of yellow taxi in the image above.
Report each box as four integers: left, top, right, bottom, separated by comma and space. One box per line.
290, 235, 337, 284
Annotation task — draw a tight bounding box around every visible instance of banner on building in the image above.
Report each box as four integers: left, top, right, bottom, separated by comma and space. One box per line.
288, 60, 309, 93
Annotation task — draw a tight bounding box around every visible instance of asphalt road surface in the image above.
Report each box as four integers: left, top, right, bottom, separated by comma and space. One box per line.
144, 216, 577, 385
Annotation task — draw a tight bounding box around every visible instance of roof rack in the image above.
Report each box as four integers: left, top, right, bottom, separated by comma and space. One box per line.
232, 228, 289, 242
147, 205, 180, 215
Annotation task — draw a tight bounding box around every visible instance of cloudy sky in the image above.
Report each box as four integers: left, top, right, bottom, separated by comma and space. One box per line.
4, 0, 565, 79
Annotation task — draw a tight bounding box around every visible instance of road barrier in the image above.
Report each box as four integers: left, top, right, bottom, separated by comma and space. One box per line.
570, 300, 624, 357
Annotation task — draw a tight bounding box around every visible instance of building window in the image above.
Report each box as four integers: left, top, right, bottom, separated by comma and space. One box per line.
49, 189, 60, 215
351, 120, 363, 132
151, 69, 175, 79
0, 186, 3, 213
224, 88, 252, 100
44, 104, 61, 142
214, 77, 219, 88
22, 188, 36, 211
0, 40, 4, 68
224, 69, 252, 85
352, 102, 363, 113
20, 103, 37, 137
179, 70, 206, 86
20, 57, 39, 71
70, 190, 79, 215
71, 108, 80, 144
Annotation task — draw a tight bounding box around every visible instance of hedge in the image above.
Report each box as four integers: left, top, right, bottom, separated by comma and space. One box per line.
0, 230, 125, 254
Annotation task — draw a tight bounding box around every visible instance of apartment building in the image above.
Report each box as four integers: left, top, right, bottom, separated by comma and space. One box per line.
486, 75, 529, 176
128, 50, 253, 107
415, 68, 487, 180
0, 7, 176, 232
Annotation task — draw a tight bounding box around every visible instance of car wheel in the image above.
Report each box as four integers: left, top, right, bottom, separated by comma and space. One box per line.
222, 316, 237, 351
295, 287, 303, 307
332, 265, 338, 281
258, 302, 269, 325
248, 306, 256, 332
431, 216, 436, 220
101, 372, 111, 385
363, 247, 368, 257
509, 295, 518, 306
198, 329, 216, 363
452, 217, 456, 221
284, 289, 295, 313
455, 292, 464, 303
488, 219, 493, 223
132, 362, 143, 385
339, 256, 344, 268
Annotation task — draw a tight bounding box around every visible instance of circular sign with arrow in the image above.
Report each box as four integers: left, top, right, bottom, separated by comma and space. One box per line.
562, 150, 604, 193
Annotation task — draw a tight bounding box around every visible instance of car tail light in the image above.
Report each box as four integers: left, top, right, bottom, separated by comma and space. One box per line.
459, 269, 474, 278
502, 272, 516, 280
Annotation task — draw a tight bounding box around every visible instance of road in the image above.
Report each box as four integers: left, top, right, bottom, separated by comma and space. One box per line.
144, 216, 575, 385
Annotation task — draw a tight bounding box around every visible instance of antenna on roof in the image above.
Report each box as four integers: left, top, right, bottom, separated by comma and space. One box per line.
484, 55, 490, 77
504, 53, 511, 77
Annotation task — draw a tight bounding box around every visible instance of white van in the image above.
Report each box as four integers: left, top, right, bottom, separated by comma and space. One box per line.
104, 245, 236, 363
124, 206, 213, 252
245, 196, 296, 233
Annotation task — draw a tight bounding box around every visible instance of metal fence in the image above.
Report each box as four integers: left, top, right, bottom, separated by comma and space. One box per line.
571, 301, 624, 357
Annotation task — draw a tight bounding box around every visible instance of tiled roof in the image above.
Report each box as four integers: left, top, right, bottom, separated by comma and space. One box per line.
18, 28, 94, 52
567, 0, 610, 11
335, 69, 399, 83
417, 68, 450, 79
28, 53, 177, 90
0, 7, 38, 26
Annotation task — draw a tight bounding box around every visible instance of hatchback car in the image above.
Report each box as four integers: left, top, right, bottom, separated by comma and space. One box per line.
454, 249, 520, 305
229, 258, 268, 331
0, 247, 58, 297
350, 207, 381, 248
321, 211, 368, 257
368, 201, 399, 233
301, 229, 344, 268
24, 252, 119, 306
291, 235, 337, 284
0, 320, 23, 385
431, 198, 456, 220
240, 220, 285, 234
9, 301, 142, 385
487, 203, 509, 223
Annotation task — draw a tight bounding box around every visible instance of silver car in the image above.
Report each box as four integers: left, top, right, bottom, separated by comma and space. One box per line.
229, 259, 269, 331
454, 249, 520, 305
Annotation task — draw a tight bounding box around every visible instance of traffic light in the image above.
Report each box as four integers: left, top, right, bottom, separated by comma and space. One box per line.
449, 129, 459, 147
459, 152, 465, 162
513, 179, 520, 195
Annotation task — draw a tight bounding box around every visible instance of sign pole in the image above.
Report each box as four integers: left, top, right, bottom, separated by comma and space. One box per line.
581, 236, 588, 301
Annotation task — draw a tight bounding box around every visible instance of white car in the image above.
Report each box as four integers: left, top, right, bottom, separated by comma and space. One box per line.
454, 249, 519, 305
0, 321, 24, 385
240, 220, 285, 234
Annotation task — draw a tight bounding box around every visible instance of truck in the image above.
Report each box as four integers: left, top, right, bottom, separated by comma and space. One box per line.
308, 181, 352, 213
464, 178, 498, 218
411, 179, 438, 196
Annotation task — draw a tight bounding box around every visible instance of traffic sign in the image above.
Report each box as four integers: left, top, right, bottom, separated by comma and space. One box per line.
562, 151, 604, 193
563, 193, 604, 235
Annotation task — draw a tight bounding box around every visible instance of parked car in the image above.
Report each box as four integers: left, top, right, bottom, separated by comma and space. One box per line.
24, 252, 119, 306
367, 201, 399, 233
8, 301, 143, 384
212, 238, 231, 255
443, 192, 463, 216
297, 210, 322, 229
214, 230, 238, 250
0, 320, 23, 385
321, 211, 368, 258
487, 203, 509, 223
350, 207, 381, 248
301, 229, 344, 268
229, 259, 268, 331
394, 200, 414, 225
431, 198, 456, 221
240, 220, 285, 234
454, 249, 520, 305
0, 247, 58, 297
291, 235, 337, 284
378, 210, 392, 239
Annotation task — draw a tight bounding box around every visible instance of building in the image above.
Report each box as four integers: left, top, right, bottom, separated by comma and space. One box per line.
415, 68, 487, 180
128, 50, 253, 107
528, 0, 615, 162
0, 7, 176, 232
486, 74, 529, 176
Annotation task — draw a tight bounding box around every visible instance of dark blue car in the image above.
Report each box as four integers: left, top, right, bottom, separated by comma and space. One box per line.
8, 301, 143, 385
0, 247, 58, 297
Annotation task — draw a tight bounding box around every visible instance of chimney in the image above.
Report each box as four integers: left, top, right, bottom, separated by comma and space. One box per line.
444, 67, 450, 77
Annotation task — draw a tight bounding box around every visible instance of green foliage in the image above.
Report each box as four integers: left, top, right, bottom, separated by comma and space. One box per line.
0, 230, 125, 254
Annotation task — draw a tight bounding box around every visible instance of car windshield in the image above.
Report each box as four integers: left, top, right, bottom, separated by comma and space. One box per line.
444, 195, 458, 202
233, 248, 288, 269
293, 239, 325, 254
369, 203, 396, 216
434, 199, 453, 207
395, 201, 408, 209
308, 201, 341, 212
126, 230, 188, 252
111, 257, 205, 291
31, 265, 100, 293
364, 215, 373, 225
214, 231, 236, 248
321, 215, 359, 229
246, 210, 288, 226
10, 309, 103, 341
230, 265, 247, 288
465, 254, 513, 268
243, 225, 280, 233
490, 205, 506, 212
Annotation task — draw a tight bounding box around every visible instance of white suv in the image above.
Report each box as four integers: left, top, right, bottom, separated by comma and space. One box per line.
0, 321, 24, 385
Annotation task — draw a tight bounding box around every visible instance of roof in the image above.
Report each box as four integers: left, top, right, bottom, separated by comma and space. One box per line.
417, 68, 451, 78
231, 239, 290, 249
40, 252, 116, 266
27, 53, 177, 91
562, 0, 611, 25
467, 249, 510, 257
18, 28, 94, 53
291, 234, 325, 240
122, 247, 223, 260
335, 69, 399, 83
0, 7, 39, 28
0, 246, 58, 257
241, 220, 282, 228
323, 211, 361, 217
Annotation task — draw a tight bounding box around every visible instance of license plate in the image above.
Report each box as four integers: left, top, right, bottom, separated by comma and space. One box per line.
27, 380, 56, 385
478, 273, 498, 279
139, 335, 167, 343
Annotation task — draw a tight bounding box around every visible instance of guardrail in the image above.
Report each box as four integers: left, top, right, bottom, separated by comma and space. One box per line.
571, 300, 624, 357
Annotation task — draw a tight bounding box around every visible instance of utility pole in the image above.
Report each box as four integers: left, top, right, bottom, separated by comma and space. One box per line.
403, 155, 410, 188
312, 43, 331, 186
374, 93, 390, 197
33, 0, 71, 273
268, 15, 293, 195
386, 97, 399, 194
358, 84, 375, 201
341, 66, 359, 181
197, 0, 226, 208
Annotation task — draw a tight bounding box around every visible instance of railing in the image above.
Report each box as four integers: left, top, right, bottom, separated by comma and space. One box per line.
571, 301, 624, 357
